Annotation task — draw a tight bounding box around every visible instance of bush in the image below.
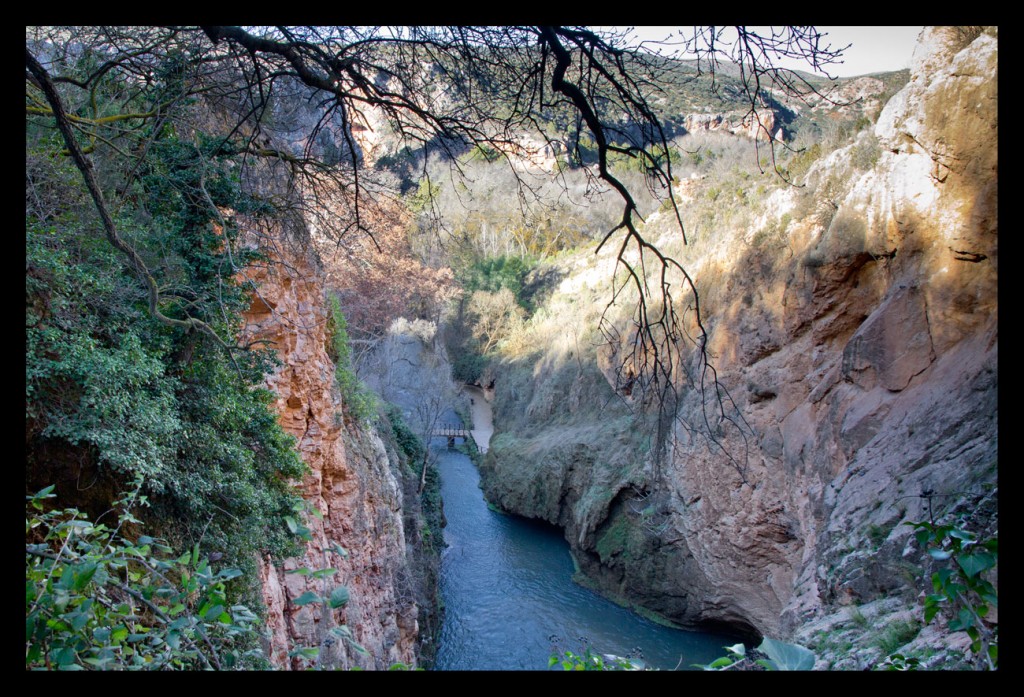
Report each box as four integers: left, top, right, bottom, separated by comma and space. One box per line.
327, 294, 378, 422
26, 484, 263, 670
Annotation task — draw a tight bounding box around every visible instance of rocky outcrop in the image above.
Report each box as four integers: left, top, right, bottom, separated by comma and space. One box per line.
240, 243, 421, 670
480, 27, 997, 649
683, 109, 779, 141
665, 27, 996, 637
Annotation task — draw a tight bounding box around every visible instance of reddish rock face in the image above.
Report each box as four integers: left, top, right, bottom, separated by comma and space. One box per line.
241, 244, 419, 670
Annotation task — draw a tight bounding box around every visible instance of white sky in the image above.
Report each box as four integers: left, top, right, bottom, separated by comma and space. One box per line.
613, 26, 924, 78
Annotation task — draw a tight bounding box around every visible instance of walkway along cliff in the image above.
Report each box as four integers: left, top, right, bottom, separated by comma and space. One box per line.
477, 27, 997, 665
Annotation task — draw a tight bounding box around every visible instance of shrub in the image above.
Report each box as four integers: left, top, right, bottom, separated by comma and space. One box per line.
327, 294, 378, 422
907, 519, 997, 669
875, 618, 920, 655
26, 484, 263, 670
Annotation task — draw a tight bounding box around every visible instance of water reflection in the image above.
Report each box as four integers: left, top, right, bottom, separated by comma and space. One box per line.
431, 442, 736, 671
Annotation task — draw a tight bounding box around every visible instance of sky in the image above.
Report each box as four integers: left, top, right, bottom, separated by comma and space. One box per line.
614, 26, 925, 78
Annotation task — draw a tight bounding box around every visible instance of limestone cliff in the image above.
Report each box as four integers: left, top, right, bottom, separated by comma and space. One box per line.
479, 26, 996, 660
240, 243, 421, 670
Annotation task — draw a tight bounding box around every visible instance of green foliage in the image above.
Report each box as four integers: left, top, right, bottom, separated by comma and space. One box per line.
450, 348, 487, 385
386, 405, 426, 469
469, 144, 502, 162
459, 255, 536, 310
549, 647, 644, 671
407, 178, 441, 214
595, 514, 633, 564
693, 643, 750, 671
906, 519, 997, 669
695, 637, 815, 671
849, 606, 869, 628
784, 142, 822, 181
876, 653, 922, 671
446, 254, 539, 382
327, 294, 377, 422
26, 130, 307, 573
874, 618, 920, 656
755, 637, 815, 670
279, 509, 368, 670
26, 484, 263, 670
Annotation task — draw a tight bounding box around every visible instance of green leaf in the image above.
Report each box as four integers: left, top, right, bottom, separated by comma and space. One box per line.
329, 626, 353, 639
708, 656, 734, 669
957, 551, 995, 578
311, 568, 338, 579
73, 561, 98, 591
292, 591, 321, 606
51, 646, 77, 666
57, 566, 76, 591
329, 585, 350, 609
68, 612, 90, 632
949, 608, 975, 632
928, 548, 953, 561
757, 637, 816, 671
286, 567, 312, 576
288, 646, 319, 660
284, 516, 299, 534
31, 484, 56, 500
932, 568, 953, 592
724, 643, 746, 657
203, 604, 225, 621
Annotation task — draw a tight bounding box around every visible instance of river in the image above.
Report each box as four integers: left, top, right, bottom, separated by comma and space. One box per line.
430, 425, 740, 670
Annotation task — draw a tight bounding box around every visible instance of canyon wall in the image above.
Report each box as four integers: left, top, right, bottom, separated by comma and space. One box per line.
480, 27, 997, 649
241, 243, 423, 669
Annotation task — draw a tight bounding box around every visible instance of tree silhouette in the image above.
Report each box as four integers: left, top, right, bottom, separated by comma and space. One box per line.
26, 25, 846, 410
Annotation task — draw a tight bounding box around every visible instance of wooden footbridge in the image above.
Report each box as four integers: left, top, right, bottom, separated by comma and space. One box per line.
433, 424, 475, 448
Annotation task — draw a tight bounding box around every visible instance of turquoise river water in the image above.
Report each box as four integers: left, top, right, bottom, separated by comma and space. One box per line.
430, 439, 740, 671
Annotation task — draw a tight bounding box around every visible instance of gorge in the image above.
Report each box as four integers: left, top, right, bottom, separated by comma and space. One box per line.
26, 26, 997, 671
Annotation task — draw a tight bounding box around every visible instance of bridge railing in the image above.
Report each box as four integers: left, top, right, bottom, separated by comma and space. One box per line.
433, 424, 472, 439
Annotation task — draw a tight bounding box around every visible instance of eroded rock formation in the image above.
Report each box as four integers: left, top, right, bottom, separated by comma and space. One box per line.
241, 243, 420, 670
479, 27, 996, 650
668, 25, 997, 638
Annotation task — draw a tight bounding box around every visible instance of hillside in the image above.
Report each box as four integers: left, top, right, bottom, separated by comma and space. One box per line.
475, 26, 997, 669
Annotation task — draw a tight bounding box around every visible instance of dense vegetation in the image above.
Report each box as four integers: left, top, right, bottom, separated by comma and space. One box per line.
26, 31, 314, 668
